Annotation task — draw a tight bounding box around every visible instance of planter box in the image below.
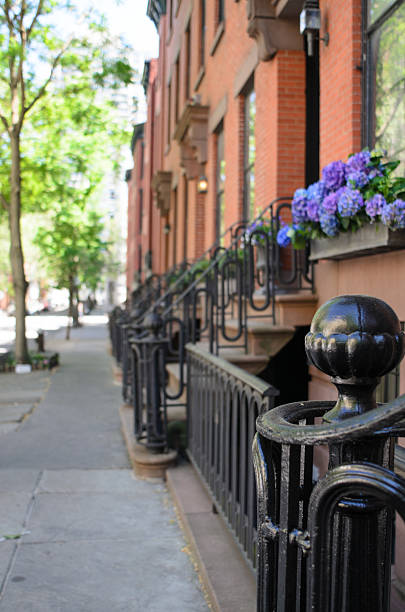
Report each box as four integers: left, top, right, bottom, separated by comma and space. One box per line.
309, 224, 405, 261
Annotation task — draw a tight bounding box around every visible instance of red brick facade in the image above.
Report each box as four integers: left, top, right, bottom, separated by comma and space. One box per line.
127, 0, 405, 592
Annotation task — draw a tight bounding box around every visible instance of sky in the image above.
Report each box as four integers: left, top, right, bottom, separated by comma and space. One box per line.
87, 0, 159, 123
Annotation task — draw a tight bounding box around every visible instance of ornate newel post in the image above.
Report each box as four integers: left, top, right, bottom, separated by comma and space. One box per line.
254, 295, 405, 612
130, 311, 170, 452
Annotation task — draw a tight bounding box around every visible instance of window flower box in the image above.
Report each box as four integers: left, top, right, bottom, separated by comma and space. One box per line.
309, 223, 405, 261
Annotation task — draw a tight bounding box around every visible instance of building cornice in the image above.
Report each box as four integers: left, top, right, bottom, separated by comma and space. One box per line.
146, 0, 166, 30
246, 0, 303, 61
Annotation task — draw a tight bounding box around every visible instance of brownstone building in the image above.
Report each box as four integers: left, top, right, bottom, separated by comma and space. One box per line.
126, 0, 405, 601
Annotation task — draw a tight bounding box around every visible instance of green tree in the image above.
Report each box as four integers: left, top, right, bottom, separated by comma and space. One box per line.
0, 0, 133, 362
35, 205, 107, 338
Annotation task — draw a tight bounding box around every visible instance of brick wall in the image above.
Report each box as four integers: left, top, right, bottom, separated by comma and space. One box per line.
319, 0, 362, 166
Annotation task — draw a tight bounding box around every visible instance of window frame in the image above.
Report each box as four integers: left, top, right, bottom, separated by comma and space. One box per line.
242, 79, 256, 222
363, 0, 405, 152
215, 122, 225, 241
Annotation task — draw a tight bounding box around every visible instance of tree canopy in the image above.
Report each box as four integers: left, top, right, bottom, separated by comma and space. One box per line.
0, 0, 135, 360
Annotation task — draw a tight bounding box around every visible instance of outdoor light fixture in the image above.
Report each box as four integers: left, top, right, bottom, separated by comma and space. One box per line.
163, 222, 171, 234
197, 175, 208, 194
300, 1, 329, 57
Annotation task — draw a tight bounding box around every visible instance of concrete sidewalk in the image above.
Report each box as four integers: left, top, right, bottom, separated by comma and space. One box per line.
0, 318, 209, 611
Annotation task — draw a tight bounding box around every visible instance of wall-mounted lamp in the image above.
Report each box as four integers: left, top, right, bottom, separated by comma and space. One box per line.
300, 1, 329, 57
163, 222, 171, 234
197, 175, 208, 194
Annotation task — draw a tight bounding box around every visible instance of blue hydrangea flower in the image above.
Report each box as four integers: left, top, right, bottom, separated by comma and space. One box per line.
337, 187, 364, 217
276, 225, 291, 247
307, 180, 327, 204
291, 188, 308, 223
322, 160, 347, 191
346, 170, 370, 189
365, 194, 386, 219
319, 210, 339, 237
381, 199, 405, 229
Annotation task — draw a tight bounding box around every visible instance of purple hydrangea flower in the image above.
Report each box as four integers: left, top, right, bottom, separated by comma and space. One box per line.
322, 160, 347, 191
319, 210, 339, 237
346, 150, 383, 188
381, 199, 405, 229
337, 187, 364, 217
320, 187, 345, 215
306, 181, 327, 222
307, 200, 320, 222
365, 194, 386, 219
292, 188, 308, 223
346, 151, 371, 173
277, 225, 291, 247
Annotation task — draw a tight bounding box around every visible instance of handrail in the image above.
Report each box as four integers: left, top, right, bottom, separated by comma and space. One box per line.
138, 219, 245, 320
162, 196, 293, 319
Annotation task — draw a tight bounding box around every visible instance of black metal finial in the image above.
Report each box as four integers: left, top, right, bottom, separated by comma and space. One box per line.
144, 311, 164, 338
305, 295, 405, 422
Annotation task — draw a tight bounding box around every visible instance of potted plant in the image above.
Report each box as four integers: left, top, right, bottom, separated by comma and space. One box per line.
277, 150, 405, 260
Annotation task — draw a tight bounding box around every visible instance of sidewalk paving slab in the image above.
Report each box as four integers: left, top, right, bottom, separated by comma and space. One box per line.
0, 319, 209, 612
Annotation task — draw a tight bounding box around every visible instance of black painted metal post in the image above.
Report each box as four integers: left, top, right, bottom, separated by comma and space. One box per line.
305, 295, 404, 611
130, 312, 169, 452
254, 294, 405, 612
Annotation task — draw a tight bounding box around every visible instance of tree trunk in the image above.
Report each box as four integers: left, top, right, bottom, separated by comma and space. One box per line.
72, 286, 80, 328
66, 278, 74, 340
9, 128, 28, 363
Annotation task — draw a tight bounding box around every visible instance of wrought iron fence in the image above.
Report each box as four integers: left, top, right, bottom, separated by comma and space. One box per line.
115, 197, 314, 454
187, 342, 279, 567
254, 294, 405, 611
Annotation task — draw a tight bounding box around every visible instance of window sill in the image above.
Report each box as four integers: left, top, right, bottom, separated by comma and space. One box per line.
210, 22, 225, 56
193, 66, 205, 92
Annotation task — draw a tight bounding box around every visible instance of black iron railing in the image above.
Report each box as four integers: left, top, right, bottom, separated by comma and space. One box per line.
115, 197, 313, 450
187, 342, 279, 567
254, 294, 405, 611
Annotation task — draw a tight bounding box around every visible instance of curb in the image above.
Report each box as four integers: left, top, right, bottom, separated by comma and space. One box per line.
119, 403, 177, 479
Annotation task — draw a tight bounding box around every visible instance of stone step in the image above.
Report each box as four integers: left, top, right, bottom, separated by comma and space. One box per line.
223, 319, 295, 358
244, 291, 318, 326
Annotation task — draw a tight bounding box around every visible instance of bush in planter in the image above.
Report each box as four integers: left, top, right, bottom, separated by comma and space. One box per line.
277, 150, 405, 249
244, 218, 275, 247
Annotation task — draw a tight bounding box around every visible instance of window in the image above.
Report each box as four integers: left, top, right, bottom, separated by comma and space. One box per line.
216, 124, 225, 241
218, 0, 225, 24
167, 80, 172, 146
138, 188, 143, 233
172, 188, 178, 265
183, 176, 188, 260
169, 0, 173, 31
140, 142, 144, 179
175, 56, 180, 122
243, 85, 256, 221
200, 0, 206, 67
185, 24, 191, 101
365, 0, 405, 172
